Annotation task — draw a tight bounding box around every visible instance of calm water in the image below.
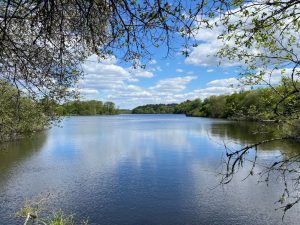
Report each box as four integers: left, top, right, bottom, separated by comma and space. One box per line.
0, 115, 299, 225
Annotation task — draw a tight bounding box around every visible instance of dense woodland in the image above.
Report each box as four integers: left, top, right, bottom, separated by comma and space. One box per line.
56, 100, 119, 116
133, 80, 300, 123
132, 104, 178, 114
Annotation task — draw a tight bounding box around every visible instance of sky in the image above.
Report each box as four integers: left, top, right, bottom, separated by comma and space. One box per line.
76, 13, 248, 109
72, 1, 299, 109
78, 22, 245, 109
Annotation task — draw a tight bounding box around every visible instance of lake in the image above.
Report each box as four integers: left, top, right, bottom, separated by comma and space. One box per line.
0, 114, 299, 224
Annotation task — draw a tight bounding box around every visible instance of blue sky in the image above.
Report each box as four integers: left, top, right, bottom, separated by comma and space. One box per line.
78, 23, 243, 109
75, 2, 294, 109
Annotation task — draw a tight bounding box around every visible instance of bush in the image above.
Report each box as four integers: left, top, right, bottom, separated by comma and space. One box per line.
0, 81, 53, 142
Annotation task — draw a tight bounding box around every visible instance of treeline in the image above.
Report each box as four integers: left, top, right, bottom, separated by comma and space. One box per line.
0, 81, 121, 142
0, 81, 54, 142
132, 83, 297, 121
56, 100, 119, 116
118, 109, 132, 114
132, 103, 178, 114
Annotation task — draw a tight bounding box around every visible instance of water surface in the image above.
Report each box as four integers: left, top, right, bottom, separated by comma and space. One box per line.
0, 115, 299, 224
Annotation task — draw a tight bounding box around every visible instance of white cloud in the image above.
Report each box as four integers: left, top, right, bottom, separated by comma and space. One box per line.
150, 76, 197, 93
79, 55, 245, 108
81, 58, 130, 90
176, 68, 184, 73
98, 55, 118, 65
207, 77, 240, 87
170, 77, 246, 101
184, 17, 238, 67
185, 4, 300, 68
156, 66, 162, 72
250, 68, 300, 86
149, 59, 157, 65
80, 55, 153, 91
150, 66, 163, 72
79, 55, 203, 108
185, 36, 239, 67
78, 54, 155, 101
207, 69, 214, 73
129, 67, 154, 78
80, 88, 99, 94
79, 55, 295, 108
103, 76, 200, 108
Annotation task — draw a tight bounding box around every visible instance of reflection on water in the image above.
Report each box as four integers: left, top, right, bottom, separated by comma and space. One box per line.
209, 121, 300, 153
0, 115, 299, 225
0, 132, 47, 185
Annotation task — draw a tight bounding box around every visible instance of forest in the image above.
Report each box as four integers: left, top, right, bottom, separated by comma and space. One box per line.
132, 79, 300, 122
56, 100, 119, 116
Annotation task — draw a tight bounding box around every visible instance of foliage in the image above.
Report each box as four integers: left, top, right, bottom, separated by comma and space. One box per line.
175, 99, 202, 116
118, 109, 132, 114
16, 199, 88, 225
1, 0, 300, 214
131, 84, 287, 120
132, 81, 300, 213
0, 81, 54, 142
215, 0, 300, 121
132, 81, 300, 136
0, 84, 120, 142
58, 100, 119, 116
44, 211, 88, 225
0, 0, 204, 141
132, 103, 178, 114
0, 0, 204, 103
209, 1, 300, 213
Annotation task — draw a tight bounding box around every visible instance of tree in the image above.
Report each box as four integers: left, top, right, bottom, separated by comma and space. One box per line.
0, 80, 52, 142
1, 0, 300, 214
0, 0, 203, 102
206, 0, 300, 214
0, 0, 204, 140
59, 100, 119, 116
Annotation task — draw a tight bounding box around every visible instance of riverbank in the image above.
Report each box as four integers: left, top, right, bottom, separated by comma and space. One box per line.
131, 84, 294, 122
